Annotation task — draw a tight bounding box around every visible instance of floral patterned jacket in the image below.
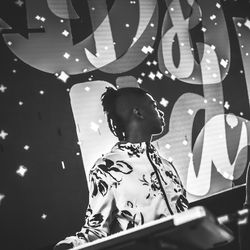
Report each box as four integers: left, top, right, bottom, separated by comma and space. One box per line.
56, 141, 188, 247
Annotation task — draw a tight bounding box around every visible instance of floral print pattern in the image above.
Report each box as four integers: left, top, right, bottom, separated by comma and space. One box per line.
56, 141, 189, 248
118, 142, 145, 157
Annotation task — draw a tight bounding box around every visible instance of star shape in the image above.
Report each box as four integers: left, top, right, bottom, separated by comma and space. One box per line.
15, 0, 24, 7
160, 97, 169, 107
16, 165, 28, 177
0, 130, 8, 140
224, 101, 230, 110
0, 194, 5, 205
56, 71, 69, 83
244, 19, 250, 30
148, 72, 155, 80
156, 71, 163, 79
0, 84, 7, 93
41, 213, 47, 219
62, 30, 69, 37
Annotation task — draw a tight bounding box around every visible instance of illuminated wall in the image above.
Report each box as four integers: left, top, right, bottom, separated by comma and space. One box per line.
0, 0, 249, 249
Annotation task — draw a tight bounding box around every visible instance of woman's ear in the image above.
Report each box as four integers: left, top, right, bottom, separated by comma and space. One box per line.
133, 108, 144, 119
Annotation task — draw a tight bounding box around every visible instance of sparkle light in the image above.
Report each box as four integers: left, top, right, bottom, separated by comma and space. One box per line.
57, 71, 69, 83
160, 97, 169, 107
15, 0, 24, 7
61, 161, 65, 169
0, 84, 7, 93
16, 165, 28, 177
156, 71, 163, 79
210, 15, 216, 20
224, 101, 230, 110
216, 3, 221, 8
41, 214, 47, 220
182, 139, 188, 146
211, 45, 216, 50
170, 74, 176, 80
0, 194, 5, 205
24, 145, 30, 150
137, 78, 143, 84
62, 30, 70, 37
0, 130, 8, 140
220, 59, 228, 68
187, 109, 194, 115
141, 46, 154, 54
244, 19, 250, 29
201, 27, 207, 32
63, 52, 70, 59
40, 17, 46, 22
148, 72, 155, 80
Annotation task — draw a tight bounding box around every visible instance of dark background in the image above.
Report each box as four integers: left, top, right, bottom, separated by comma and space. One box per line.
0, 0, 250, 249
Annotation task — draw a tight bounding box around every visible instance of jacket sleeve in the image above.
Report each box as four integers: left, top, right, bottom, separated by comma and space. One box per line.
163, 159, 189, 212
55, 157, 116, 248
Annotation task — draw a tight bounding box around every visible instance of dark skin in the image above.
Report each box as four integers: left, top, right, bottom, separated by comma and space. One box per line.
54, 92, 166, 250
123, 93, 165, 143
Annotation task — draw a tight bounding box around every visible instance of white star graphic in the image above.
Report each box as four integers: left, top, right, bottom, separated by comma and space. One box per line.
0, 84, 7, 93
16, 165, 28, 177
0, 194, 5, 205
15, 0, 24, 7
56, 71, 69, 83
0, 130, 8, 140
41, 213, 47, 219
244, 19, 250, 30
160, 98, 169, 107
224, 101, 230, 110
62, 30, 69, 37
